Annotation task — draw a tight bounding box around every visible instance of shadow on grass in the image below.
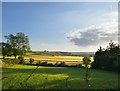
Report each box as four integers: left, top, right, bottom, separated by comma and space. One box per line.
2, 65, 84, 75
2, 65, 118, 89
20, 77, 88, 89
2, 65, 88, 89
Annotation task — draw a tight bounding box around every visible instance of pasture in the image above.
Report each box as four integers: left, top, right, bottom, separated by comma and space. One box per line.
2, 64, 118, 89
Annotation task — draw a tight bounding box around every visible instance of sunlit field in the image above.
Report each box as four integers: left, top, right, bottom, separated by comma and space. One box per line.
2, 65, 118, 89
0, 53, 94, 61
25, 55, 84, 61
0, 54, 94, 66
1, 1, 119, 90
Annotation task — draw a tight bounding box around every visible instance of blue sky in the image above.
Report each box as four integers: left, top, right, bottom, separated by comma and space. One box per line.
2, 2, 118, 52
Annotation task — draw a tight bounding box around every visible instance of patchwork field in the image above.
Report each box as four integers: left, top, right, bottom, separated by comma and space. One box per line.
1, 65, 118, 89
24, 55, 94, 65
0, 55, 94, 66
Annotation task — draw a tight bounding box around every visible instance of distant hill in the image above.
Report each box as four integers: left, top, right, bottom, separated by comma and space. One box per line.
28, 51, 95, 57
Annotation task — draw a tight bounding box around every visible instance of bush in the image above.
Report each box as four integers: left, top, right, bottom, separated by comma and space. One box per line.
29, 58, 34, 64
18, 56, 25, 64
59, 61, 67, 67
12, 59, 20, 64
36, 61, 41, 65
47, 63, 54, 66
76, 64, 82, 68
40, 61, 48, 66
55, 62, 59, 66
55, 61, 67, 67
2, 58, 19, 67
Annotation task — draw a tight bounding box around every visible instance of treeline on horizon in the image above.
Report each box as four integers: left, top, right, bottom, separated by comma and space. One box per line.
30, 51, 95, 57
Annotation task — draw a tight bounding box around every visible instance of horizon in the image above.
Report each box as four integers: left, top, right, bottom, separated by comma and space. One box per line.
32, 50, 95, 53
2, 2, 118, 52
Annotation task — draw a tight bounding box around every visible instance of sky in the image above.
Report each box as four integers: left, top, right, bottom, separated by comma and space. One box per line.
2, 2, 118, 52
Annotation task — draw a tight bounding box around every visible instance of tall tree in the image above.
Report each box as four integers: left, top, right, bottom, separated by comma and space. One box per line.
92, 41, 120, 71
5, 32, 30, 59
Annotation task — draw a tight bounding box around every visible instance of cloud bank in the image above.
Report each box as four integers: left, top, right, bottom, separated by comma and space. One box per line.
66, 13, 118, 47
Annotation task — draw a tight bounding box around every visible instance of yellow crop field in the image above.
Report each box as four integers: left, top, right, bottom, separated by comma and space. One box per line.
0, 55, 94, 66
25, 55, 94, 62
0, 55, 94, 62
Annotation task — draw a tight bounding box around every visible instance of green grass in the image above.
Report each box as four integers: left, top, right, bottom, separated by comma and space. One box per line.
1, 64, 118, 89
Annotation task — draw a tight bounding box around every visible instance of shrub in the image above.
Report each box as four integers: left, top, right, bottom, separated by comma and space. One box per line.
59, 61, 66, 67
12, 59, 20, 64
29, 58, 34, 64
55, 62, 59, 66
2, 58, 19, 67
18, 56, 25, 64
47, 63, 54, 66
76, 64, 82, 68
41, 61, 48, 66
36, 61, 41, 65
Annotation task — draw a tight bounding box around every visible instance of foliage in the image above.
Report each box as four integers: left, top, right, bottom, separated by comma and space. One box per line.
36, 60, 48, 66
40, 61, 48, 66
82, 57, 91, 68
4, 32, 30, 59
2, 58, 20, 67
29, 58, 34, 64
18, 56, 25, 64
76, 64, 82, 68
36, 61, 41, 65
47, 63, 54, 66
55, 61, 67, 67
0, 42, 12, 59
92, 40, 120, 71
59, 61, 66, 67
55, 62, 59, 66
82, 57, 91, 88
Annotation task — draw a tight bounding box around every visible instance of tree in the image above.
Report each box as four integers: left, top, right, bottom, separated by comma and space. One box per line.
0, 42, 12, 59
92, 41, 120, 71
82, 57, 91, 88
5, 32, 30, 59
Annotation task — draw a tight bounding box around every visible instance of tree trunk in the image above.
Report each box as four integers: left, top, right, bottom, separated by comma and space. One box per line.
14, 55, 16, 59
3, 56, 5, 59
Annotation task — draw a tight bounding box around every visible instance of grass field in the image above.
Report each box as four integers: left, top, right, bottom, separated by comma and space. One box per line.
1, 64, 118, 89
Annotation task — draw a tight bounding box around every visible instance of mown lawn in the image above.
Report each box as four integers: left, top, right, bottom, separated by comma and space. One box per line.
1, 65, 118, 89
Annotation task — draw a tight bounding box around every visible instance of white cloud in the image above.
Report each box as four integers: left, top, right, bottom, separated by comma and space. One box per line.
110, 11, 118, 16
66, 11, 118, 47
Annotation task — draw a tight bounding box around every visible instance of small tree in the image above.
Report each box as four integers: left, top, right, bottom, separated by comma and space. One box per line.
82, 57, 91, 88
29, 58, 34, 64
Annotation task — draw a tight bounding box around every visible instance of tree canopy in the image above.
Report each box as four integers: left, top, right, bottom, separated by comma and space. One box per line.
4, 32, 30, 59
92, 40, 120, 71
